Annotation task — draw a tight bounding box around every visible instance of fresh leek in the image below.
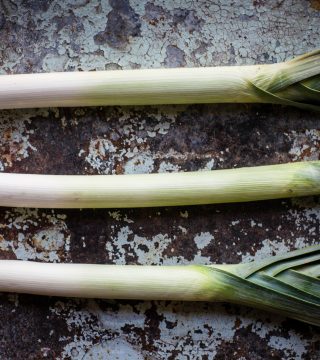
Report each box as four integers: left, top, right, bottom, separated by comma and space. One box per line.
0, 245, 319, 325
0, 161, 319, 208
0, 50, 319, 110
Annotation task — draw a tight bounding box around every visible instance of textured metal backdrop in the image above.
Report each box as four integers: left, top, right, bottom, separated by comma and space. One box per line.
0, 0, 319, 359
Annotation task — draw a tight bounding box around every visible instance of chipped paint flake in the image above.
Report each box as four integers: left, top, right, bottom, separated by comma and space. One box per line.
158, 161, 180, 173
194, 232, 214, 250
124, 152, 155, 174
285, 129, 320, 161
241, 239, 290, 263
0, 109, 40, 170
0, 208, 70, 262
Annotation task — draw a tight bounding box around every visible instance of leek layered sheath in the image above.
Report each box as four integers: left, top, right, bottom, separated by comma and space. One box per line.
0, 246, 318, 325
0, 50, 318, 111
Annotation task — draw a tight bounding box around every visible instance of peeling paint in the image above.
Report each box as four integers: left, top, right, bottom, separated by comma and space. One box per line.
285, 129, 320, 161
0, 110, 41, 170
0, 0, 319, 358
194, 232, 214, 250
0, 208, 70, 262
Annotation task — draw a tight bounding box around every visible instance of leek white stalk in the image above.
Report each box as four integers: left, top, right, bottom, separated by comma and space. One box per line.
1, 161, 319, 208
0, 245, 319, 325
0, 50, 319, 110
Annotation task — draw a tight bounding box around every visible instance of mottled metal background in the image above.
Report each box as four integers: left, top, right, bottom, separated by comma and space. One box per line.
0, 0, 319, 359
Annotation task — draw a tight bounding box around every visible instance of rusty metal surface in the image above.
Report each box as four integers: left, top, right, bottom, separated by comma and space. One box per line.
0, 0, 319, 359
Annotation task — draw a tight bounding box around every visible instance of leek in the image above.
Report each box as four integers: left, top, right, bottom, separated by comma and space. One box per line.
0, 50, 319, 110
0, 245, 319, 325
0, 161, 319, 208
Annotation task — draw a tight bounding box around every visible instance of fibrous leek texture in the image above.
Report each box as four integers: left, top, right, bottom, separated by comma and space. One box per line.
0, 246, 319, 325
0, 50, 319, 110
0, 161, 319, 208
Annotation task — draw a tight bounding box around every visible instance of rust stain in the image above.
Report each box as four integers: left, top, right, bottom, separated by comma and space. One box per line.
0, 0, 319, 358
3, 129, 12, 141
311, 0, 320, 10
2, 153, 12, 166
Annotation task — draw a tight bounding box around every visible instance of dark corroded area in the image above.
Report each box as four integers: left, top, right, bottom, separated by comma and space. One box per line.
0, 0, 319, 359
94, 0, 141, 49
